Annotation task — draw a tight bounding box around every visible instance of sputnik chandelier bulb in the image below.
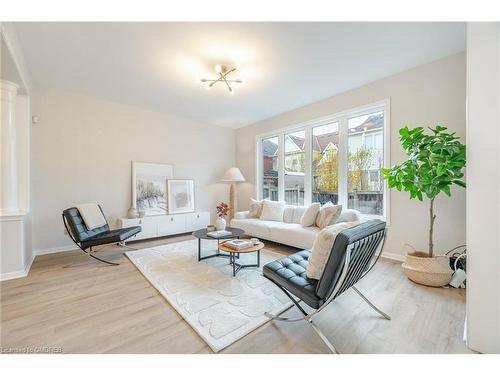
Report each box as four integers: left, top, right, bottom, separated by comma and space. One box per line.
200, 64, 244, 94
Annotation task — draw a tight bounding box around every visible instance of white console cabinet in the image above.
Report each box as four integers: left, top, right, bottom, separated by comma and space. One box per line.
118, 212, 210, 241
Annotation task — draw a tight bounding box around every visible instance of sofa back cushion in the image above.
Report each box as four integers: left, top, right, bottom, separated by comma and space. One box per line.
292, 206, 307, 224
283, 206, 295, 223
260, 200, 286, 222
258, 204, 361, 225
337, 208, 362, 223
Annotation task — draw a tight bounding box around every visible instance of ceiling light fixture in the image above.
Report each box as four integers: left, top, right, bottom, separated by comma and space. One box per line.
200, 65, 243, 94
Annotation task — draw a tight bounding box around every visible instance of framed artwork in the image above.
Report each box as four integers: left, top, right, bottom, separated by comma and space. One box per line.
167, 179, 195, 214
132, 162, 173, 216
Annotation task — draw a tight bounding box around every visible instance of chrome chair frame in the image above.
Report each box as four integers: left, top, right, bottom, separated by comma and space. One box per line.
62, 205, 141, 266
264, 228, 390, 354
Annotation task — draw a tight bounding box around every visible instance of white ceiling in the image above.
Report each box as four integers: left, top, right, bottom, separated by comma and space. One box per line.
14, 22, 465, 128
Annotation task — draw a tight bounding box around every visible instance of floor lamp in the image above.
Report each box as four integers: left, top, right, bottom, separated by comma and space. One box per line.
221, 167, 246, 221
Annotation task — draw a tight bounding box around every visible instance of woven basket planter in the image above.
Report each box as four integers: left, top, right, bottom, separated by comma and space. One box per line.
402, 252, 453, 287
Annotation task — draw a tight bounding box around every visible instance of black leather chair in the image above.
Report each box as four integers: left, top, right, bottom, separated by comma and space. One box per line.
62, 205, 141, 266
263, 219, 390, 353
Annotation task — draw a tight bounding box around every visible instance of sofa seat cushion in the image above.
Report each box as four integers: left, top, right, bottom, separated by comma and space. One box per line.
268, 223, 320, 249
80, 226, 141, 249
230, 218, 275, 238
263, 250, 321, 308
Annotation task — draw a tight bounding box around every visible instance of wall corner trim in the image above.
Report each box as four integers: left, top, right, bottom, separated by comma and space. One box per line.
0, 252, 34, 281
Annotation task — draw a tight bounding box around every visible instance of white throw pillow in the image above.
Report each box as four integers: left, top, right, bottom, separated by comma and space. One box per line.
300, 203, 321, 227
260, 200, 286, 222
248, 198, 263, 218
315, 202, 343, 229
307, 221, 359, 280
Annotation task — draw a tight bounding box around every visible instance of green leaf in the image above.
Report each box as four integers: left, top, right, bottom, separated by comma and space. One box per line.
385, 124, 466, 202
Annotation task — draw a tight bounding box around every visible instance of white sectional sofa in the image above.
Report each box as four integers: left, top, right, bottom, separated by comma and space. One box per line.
230, 205, 362, 249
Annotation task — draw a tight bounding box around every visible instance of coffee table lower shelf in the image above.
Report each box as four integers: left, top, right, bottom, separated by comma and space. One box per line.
219, 242, 264, 277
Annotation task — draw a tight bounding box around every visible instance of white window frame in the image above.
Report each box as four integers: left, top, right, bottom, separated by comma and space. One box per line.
255, 99, 391, 224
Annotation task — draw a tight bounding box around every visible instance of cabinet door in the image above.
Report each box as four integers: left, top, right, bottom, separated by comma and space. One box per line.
158, 215, 186, 236
136, 217, 158, 239
119, 218, 141, 228
185, 212, 210, 232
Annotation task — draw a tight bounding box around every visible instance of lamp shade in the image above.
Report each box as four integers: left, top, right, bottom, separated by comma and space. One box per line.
221, 167, 246, 182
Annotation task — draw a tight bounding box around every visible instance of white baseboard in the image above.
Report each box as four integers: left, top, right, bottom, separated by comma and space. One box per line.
33, 245, 78, 256
0, 253, 35, 281
2, 243, 404, 281
380, 251, 405, 263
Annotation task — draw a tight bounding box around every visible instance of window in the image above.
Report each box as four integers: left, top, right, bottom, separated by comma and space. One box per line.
257, 101, 388, 220
284, 130, 305, 205
312, 122, 339, 204
261, 136, 279, 201
348, 111, 384, 216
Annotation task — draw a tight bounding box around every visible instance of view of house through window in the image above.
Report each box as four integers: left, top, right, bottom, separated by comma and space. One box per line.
312, 122, 339, 205
261, 136, 279, 200
347, 111, 384, 216
258, 104, 386, 218
284, 130, 305, 205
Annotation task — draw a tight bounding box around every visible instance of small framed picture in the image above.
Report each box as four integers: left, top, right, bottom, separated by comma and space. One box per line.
167, 179, 195, 214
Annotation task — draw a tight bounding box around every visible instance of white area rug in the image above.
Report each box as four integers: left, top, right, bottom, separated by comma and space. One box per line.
126, 239, 293, 352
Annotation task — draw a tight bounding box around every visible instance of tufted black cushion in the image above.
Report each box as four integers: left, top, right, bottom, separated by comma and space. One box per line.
263, 220, 386, 309
63, 206, 141, 250
81, 226, 141, 249
63, 207, 110, 242
263, 250, 321, 308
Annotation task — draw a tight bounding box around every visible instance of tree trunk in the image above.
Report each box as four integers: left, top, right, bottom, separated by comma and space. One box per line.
429, 198, 437, 257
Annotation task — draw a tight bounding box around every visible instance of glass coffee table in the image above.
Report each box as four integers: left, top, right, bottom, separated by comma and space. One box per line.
192, 227, 245, 261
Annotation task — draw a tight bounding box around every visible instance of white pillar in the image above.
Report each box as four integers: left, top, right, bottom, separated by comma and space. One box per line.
466, 22, 500, 354
0, 79, 30, 280
1, 80, 20, 214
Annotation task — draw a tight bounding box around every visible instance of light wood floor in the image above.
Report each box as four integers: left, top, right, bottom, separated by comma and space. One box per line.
0, 235, 472, 354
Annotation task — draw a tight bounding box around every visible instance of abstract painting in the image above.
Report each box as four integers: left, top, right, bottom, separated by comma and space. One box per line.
167, 179, 195, 214
132, 162, 173, 216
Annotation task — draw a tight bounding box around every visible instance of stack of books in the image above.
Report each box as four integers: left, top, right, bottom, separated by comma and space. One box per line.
223, 239, 253, 250
206, 230, 232, 238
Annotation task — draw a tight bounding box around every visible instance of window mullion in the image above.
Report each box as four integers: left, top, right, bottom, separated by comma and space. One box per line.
304, 127, 312, 205
278, 134, 284, 202
338, 117, 348, 207
256, 138, 262, 200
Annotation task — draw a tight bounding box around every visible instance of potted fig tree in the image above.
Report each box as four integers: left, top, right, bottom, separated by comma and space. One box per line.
382, 126, 466, 287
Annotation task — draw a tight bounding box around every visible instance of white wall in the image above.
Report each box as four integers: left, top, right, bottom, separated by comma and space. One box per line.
235, 53, 466, 259
466, 22, 500, 354
16, 95, 32, 267
31, 87, 235, 252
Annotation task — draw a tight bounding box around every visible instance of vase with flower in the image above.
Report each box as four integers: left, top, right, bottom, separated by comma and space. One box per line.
215, 202, 229, 231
